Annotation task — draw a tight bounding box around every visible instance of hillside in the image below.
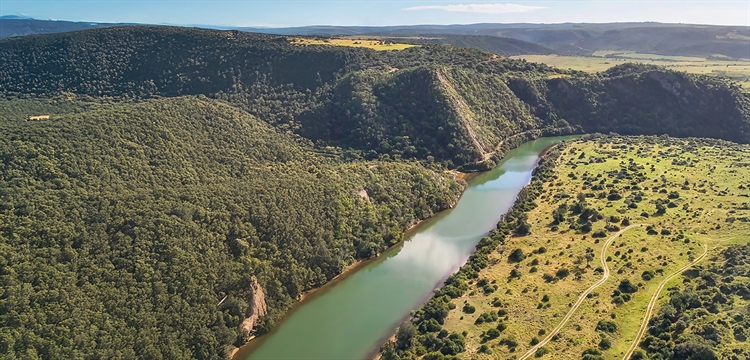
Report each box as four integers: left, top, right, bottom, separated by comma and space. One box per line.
242, 22, 750, 60
387, 35, 556, 56
0, 17, 114, 39
2, 26, 749, 171
0, 96, 463, 359
3, 19, 748, 59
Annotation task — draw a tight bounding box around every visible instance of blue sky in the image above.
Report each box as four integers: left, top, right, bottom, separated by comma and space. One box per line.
2, 1, 748, 27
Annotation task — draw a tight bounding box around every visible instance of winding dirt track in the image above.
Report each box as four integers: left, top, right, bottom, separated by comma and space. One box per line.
621, 243, 708, 360
518, 224, 643, 360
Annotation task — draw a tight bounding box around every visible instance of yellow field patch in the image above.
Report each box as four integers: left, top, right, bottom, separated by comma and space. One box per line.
512, 53, 750, 89
290, 38, 416, 51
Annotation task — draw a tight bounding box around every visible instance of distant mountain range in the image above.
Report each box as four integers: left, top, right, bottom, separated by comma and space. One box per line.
1, 16, 748, 58
0, 16, 123, 38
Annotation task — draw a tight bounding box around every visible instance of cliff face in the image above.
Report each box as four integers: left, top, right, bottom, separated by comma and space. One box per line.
240, 277, 268, 340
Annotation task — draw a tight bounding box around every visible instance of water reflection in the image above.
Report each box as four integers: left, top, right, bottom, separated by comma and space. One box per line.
240, 137, 573, 360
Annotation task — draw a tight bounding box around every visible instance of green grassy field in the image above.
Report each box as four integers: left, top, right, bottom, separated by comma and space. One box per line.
290, 37, 415, 51
441, 136, 750, 359
511, 53, 750, 89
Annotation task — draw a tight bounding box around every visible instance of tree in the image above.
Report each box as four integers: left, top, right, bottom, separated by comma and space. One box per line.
396, 323, 417, 350
509, 248, 526, 263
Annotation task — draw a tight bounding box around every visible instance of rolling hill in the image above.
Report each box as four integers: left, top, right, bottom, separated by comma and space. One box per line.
0, 95, 464, 359
3, 17, 748, 59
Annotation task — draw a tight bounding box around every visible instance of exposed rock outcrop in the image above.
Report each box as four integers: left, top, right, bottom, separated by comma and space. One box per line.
240, 277, 268, 339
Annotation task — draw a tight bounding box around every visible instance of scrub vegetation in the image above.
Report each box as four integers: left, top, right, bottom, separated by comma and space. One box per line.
382, 135, 750, 359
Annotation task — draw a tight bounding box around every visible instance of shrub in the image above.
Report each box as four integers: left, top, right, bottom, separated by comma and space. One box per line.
642, 270, 655, 281
462, 303, 476, 314
582, 348, 604, 360
556, 268, 570, 278
592, 230, 608, 238
484, 327, 501, 340
618, 279, 638, 293
595, 320, 618, 333
535, 347, 550, 357
509, 248, 526, 263
598, 337, 611, 350
499, 336, 518, 349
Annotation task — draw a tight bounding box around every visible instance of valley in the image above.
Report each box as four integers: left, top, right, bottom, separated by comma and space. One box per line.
0, 23, 748, 360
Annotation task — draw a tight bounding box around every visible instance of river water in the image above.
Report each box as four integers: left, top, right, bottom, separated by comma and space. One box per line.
237, 137, 572, 360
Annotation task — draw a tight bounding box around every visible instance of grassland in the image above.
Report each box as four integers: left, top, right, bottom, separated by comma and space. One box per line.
290, 37, 415, 51
441, 136, 750, 359
511, 53, 750, 89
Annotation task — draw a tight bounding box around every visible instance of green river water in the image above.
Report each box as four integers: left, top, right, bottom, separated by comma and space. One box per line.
237, 137, 572, 360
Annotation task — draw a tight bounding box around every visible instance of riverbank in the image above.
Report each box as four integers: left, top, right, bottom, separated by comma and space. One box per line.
231, 172, 468, 359
388, 135, 750, 359
237, 137, 574, 360
379, 137, 568, 359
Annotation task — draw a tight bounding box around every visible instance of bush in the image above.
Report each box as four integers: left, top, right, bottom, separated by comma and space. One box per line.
462, 303, 476, 314
582, 348, 604, 360
499, 336, 518, 349
598, 337, 611, 350
484, 327, 501, 340
535, 346, 549, 357
596, 320, 618, 333
509, 248, 526, 263
478, 344, 492, 354
642, 270, 655, 281
618, 279, 638, 293
592, 230, 608, 238
556, 268, 570, 278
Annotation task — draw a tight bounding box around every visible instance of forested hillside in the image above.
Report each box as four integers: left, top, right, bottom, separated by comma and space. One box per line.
2, 26, 748, 170
387, 35, 556, 56
0, 97, 463, 358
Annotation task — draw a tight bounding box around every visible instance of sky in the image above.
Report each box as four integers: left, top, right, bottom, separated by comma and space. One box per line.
1, 1, 749, 27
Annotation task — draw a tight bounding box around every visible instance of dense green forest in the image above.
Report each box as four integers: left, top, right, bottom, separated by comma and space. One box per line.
0, 97, 463, 358
2, 26, 748, 169
385, 35, 556, 56
641, 244, 750, 360
1, 26, 750, 359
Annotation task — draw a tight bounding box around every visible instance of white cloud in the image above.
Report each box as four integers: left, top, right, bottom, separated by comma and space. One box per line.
403, 3, 547, 14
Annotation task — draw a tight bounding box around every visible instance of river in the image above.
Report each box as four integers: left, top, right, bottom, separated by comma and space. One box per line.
235, 137, 572, 360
